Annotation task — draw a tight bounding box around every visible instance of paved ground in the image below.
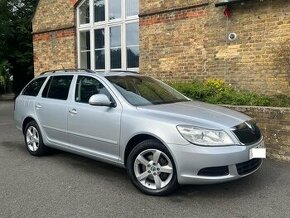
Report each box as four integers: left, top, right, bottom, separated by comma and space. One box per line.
1, 101, 290, 218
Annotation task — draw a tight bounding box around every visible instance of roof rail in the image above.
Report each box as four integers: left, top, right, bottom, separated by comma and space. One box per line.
107, 70, 139, 74
40, 68, 96, 75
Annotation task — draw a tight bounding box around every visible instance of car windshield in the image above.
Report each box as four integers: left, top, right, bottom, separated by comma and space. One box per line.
105, 75, 190, 106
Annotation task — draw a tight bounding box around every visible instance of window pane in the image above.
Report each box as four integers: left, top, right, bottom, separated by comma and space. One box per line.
94, 0, 105, 22
126, 0, 139, 17
80, 31, 90, 51
75, 76, 111, 103
95, 50, 105, 69
79, 0, 90, 25
127, 46, 139, 68
126, 23, 139, 46
110, 26, 121, 47
95, 29, 105, 49
126, 23, 139, 68
46, 76, 73, 100
80, 51, 91, 69
109, 0, 121, 20
111, 48, 121, 69
23, 77, 47, 96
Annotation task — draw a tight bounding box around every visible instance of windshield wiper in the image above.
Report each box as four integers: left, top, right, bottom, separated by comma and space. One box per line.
154, 99, 190, 105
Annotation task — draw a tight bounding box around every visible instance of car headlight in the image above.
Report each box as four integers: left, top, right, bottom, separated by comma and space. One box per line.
177, 125, 234, 146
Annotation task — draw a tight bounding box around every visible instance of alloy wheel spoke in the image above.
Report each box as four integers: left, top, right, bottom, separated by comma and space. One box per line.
32, 128, 36, 137
33, 142, 38, 151
152, 150, 161, 163
26, 138, 32, 145
153, 175, 162, 189
136, 154, 149, 166
136, 171, 150, 181
27, 129, 33, 137
34, 135, 39, 143
160, 165, 173, 174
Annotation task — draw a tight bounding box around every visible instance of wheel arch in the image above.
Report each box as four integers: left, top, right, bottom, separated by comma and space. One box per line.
124, 133, 172, 167
22, 116, 37, 134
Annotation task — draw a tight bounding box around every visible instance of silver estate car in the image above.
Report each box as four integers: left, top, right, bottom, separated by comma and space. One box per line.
14, 69, 266, 195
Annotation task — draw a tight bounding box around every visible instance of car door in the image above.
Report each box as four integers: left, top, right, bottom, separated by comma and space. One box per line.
67, 75, 122, 160
35, 75, 74, 145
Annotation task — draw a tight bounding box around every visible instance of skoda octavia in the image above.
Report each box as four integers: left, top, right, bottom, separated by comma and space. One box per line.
14, 69, 266, 195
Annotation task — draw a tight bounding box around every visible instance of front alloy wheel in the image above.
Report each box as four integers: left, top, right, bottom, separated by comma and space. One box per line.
134, 149, 173, 190
127, 139, 178, 196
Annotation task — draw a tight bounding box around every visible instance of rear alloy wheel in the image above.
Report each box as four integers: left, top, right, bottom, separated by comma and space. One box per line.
127, 139, 178, 196
26, 126, 40, 152
24, 121, 48, 156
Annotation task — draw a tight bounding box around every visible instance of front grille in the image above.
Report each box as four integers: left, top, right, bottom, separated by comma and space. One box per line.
198, 166, 229, 177
236, 158, 262, 176
233, 122, 262, 145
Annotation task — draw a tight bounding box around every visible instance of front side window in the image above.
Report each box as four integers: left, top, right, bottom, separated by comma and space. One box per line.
75, 76, 111, 103
42, 76, 73, 100
77, 0, 139, 71
22, 77, 47, 97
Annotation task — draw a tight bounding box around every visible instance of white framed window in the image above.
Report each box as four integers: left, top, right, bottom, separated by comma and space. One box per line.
77, 0, 139, 72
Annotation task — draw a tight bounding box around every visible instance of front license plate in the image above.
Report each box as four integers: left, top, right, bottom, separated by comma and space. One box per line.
249, 141, 266, 159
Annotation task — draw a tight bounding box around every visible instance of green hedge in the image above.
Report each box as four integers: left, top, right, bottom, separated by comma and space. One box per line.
169, 79, 290, 107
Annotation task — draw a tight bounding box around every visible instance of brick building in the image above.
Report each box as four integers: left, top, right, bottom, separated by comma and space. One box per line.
32, 0, 290, 95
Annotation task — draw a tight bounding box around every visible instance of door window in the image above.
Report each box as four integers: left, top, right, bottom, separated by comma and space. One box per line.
42, 75, 73, 100
75, 76, 111, 103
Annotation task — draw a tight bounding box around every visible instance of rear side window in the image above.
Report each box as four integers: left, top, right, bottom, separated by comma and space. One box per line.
22, 77, 47, 96
42, 75, 73, 100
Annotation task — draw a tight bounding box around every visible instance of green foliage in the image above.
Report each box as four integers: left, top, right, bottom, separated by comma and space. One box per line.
0, 61, 12, 94
0, 0, 37, 94
169, 79, 290, 107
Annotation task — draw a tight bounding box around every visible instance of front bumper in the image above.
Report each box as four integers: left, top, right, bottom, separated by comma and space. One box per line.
168, 139, 264, 185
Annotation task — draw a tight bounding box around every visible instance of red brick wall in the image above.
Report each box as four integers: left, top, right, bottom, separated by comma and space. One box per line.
32, 0, 290, 95
32, 0, 77, 75
33, 28, 77, 75
140, 9, 207, 26
139, 0, 290, 95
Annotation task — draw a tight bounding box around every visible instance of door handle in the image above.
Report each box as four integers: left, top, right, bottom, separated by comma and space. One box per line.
35, 103, 42, 109
69, 109, 78, 115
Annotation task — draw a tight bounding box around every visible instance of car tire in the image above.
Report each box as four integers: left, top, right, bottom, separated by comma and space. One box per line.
127, 139, 179, 196
24, 120, 49, 156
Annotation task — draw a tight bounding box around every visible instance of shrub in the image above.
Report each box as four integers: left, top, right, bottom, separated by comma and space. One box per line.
0, 61, 12, 94
169, 79, 290, 107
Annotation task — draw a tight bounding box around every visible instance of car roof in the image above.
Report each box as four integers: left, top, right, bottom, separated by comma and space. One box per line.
39, 69, 141, 78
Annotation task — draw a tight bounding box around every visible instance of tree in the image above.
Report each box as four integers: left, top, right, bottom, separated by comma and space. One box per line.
0, 0, 38, 94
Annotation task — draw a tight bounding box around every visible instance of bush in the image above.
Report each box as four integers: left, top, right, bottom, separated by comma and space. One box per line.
169, 79, 290, 107
0, 61, 12, 94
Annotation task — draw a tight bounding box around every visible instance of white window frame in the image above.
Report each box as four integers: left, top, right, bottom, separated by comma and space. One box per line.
77, 0, 139, 72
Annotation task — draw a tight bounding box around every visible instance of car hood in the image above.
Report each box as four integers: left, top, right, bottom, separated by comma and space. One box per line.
137, 101, 251, 129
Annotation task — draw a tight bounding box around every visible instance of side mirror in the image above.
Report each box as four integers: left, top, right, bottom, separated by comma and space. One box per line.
89, 94, 116, 107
